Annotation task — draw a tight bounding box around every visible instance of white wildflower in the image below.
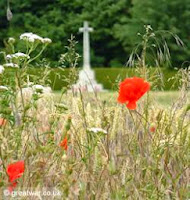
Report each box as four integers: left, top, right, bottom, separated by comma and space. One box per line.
88, 127, 107, 134
20, 33, 52, 44
0, 86, 8, 91
0, 65, 4, 74
42, 38, 52, 44
159, 139, 173, 147
20, 32, 44, 43
3, 63, 19, 68
6, 52, 30, 60
32, 85, 52, 93
6, 55, 12, 60
14, 52, 30, 59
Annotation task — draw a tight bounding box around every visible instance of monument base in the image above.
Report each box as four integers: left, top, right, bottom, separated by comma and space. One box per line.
72, 69, 104, 92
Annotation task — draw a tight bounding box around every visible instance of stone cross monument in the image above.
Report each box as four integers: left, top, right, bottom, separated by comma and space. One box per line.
80, 21, 92, 71
72, 21, 103, 92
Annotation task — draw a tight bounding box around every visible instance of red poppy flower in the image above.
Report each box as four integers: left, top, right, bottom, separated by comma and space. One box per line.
0, 118, 7, 127
149, 123, 156, 133
60, 137, 68, 151
117, 77, 150, 110
6, 161, 25, 191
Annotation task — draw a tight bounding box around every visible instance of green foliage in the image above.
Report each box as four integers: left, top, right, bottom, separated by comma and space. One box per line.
3, 67, 179, 91
94, 68, 179, 91
1, 0, 189, 68
113, 0, 190, 67
0, 0, 131, 67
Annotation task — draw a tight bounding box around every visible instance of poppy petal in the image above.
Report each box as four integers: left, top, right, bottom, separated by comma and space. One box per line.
126, 101, 137, 110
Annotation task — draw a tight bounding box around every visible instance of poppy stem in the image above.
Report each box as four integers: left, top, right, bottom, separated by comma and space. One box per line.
133, 110, 153, 140
134, 110, 150, 126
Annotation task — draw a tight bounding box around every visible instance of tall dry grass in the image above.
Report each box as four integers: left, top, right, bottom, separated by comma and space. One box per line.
0, 31, 189, 200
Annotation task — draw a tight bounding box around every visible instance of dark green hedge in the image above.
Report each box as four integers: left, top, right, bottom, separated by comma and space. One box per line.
4, 67, 180, 91
95, 68, 179, 91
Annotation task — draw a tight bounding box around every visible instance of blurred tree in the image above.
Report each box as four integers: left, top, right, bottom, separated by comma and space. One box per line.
0, 0, 131, 67
81, 0, 132, 66
0, 0, 189, 68
113, 0, 190, 68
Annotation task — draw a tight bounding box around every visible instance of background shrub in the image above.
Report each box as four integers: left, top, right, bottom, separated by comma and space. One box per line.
3, 67, 179, 91
0, 0, 190, 67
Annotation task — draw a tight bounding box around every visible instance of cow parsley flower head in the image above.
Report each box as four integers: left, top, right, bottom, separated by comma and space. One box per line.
32, 85, 52, 94
6, 55, 12, 60
20, 33, 44, 43
42, 38, 52, 44
20, 33, 52, 45
3, 63, 19, 68
0, 65, 4, 74
88, 127, 107, 134
6, 53, 30, 60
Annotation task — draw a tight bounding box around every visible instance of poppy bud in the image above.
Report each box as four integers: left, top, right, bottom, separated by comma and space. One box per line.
60, 137, 68, 151
0, 118, 7, 127
149, 123, 156, 133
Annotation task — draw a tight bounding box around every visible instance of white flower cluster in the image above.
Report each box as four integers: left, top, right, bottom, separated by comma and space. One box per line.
3, 63, 19, 68
43, 38, 52, 44
32, 85, 52, 94
6, 52, 30, 60
20, 33, 52, 44
88, 127, 107, 134
0, 65, 4, 74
